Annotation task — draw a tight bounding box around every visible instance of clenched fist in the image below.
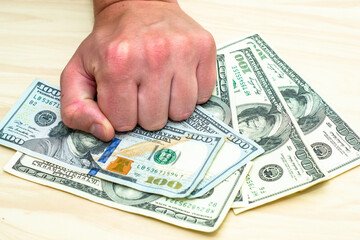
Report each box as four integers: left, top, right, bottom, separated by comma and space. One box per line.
60, 0, 216, 141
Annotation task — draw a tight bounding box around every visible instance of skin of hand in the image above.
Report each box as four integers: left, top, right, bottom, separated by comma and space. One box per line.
60, 0, 217, 142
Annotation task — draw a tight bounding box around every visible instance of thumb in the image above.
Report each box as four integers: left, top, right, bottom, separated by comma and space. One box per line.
60, 56, 114, 142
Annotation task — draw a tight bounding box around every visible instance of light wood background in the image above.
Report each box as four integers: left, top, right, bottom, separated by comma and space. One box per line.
1, 0, 360, 239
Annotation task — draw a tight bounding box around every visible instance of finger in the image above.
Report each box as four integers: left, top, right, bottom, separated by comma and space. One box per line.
137, 73, 171, 130
168, 68, 198, 121
60, 57, 114, 142
96, 75, 138, 132
195, 32, 217, 104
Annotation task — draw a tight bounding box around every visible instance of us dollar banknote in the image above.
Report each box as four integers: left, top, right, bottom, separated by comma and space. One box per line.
223, 48, 327, 210
0, 80, 226, 198
202, 54, 249, 206
4, 152, 252, 232
218, 33, 360, 179
203, 54, 236, 128
169, 106, 263, 198
179, 54, 261, 199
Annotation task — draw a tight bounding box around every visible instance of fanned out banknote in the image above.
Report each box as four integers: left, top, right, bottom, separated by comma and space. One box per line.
217, 33, 360, 213
4, 152, 252, 232
218, 33, 360, 180
220, 47, 327, 210
174, 55, 263, 198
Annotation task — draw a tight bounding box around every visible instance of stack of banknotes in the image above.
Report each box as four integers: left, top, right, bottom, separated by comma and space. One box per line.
1, 33, 360, 232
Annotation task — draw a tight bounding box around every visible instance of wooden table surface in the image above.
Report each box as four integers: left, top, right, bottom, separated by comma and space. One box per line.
1, 0, 359, 239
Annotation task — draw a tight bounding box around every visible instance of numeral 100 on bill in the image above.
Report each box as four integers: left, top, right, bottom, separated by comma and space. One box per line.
145, 176, 183, 189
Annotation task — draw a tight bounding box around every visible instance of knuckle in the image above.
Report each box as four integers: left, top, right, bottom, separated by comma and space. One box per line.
138, 111, 168, 131
96, 40, 135, 84
173, 35, 193, 53
198, 31, 216, 51
144, 36, 170, 66
101, 41, 132, 73
169, 108, 194, 122
141, 119, 168, 131
106, 41, 130, 62
197, 94, 212, 104
113, 120, 137, 132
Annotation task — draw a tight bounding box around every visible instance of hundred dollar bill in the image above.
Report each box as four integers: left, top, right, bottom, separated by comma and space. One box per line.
218, 33, 360, 179
176, 54, 262, 199
0, 79, 225, 198
169, 106, 263, 198
4, 152, 252, 232
224, 48, 327, 209
203, 54, 236, 128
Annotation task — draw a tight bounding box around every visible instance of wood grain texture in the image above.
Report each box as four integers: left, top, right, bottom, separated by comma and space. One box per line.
0, 0, 359, 239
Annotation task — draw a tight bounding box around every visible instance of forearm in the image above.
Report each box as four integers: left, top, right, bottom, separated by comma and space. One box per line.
93, 0, 178, 16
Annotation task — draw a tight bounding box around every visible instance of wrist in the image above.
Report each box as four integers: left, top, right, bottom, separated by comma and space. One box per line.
93, 0, 178, 16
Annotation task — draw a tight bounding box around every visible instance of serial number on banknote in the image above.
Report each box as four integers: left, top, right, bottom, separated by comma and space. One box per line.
136, 164, 184, 179
164, 198, 219, 215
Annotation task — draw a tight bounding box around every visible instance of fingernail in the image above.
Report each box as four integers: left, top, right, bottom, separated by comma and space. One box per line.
90, 123, 106, 141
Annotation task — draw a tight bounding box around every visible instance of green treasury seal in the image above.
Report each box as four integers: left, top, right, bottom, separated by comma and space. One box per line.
154, 149, 177, 165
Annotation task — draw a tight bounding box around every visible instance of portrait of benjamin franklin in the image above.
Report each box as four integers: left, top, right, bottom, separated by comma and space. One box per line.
201, 95, 232, 126
102, 181, 161, 206
280, 87, 325, 133
23, 121, 109, 169
236, 104, 291, 152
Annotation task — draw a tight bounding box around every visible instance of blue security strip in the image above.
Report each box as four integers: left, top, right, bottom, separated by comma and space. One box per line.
97, 137, 122, 163
88, 167, 100, 176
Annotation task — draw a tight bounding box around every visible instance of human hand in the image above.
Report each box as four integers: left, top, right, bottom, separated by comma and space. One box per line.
60, 0, 217, 142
